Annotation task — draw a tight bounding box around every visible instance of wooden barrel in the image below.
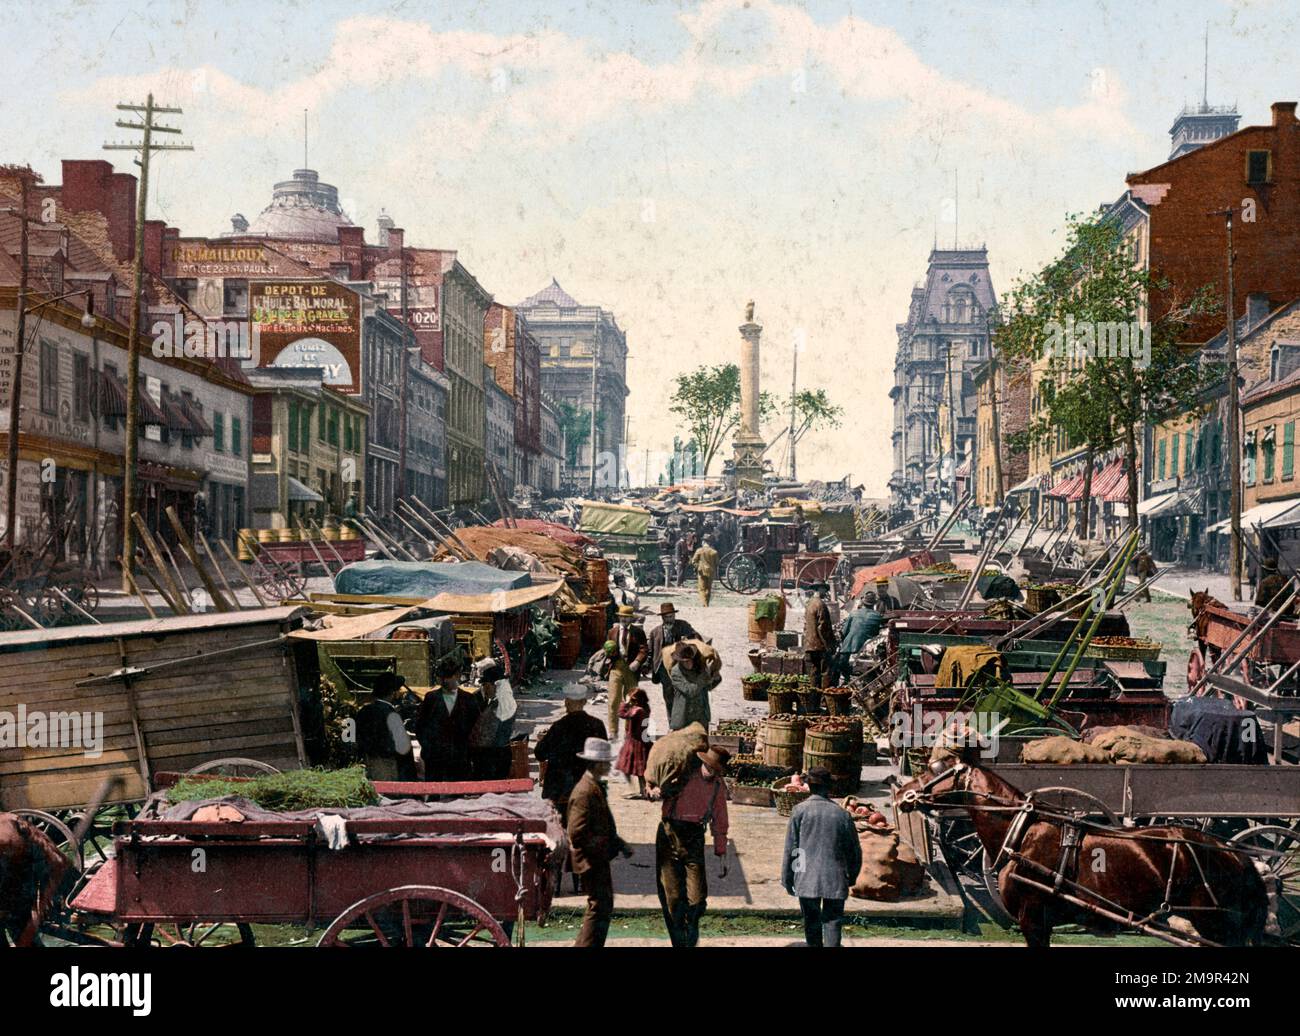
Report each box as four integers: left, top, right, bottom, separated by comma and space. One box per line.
554, 617, 583, 669
585, 557, 610, 601
762, 716, 807, 770
768, 688, 798, 715
747, 596, 787, 643
804, 720, 864, 793
580, 606, 609, 653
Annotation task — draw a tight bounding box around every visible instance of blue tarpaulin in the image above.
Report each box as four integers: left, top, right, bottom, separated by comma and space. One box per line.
334, 561, 532, 599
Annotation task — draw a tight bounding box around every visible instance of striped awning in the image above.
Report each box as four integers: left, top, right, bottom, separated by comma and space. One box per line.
162, 395, 197, 434
1046, 473, 1084, 499
98, 371, 166, 425
180, 396, 213, 436
1092, 461, 1127, 501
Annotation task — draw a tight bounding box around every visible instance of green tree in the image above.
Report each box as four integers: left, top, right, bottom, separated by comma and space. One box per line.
556, 402, 590, 471
786, 388, 844, 452
995, 212, 1221, 532
669, 363, 777, 475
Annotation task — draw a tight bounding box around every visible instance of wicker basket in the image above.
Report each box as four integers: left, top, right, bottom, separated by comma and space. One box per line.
742, 675, 770, 701
1085, 639, 1162, 661
768, 688, 798, 715
821, 688, 853, 716
772, 777, 811, 817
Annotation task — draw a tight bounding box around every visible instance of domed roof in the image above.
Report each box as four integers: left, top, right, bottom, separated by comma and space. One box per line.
238, 168, 354, 241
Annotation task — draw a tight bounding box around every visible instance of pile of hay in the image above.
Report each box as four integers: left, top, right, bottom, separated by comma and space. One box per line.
434, 527, 585, 578
168, 766, 380, 811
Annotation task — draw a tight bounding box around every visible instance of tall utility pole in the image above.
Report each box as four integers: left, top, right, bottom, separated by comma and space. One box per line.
104, 94, 191, 590
588, 319, 599, 494
1215, 207, 1243, 601
787, 337, 799, 480
2, 165, 39, 550
946, 341, 958, 508
989, 348, 1004, 506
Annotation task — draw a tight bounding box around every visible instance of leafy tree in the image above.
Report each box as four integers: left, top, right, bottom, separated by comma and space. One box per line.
556, 402, 590, 470
668, 363, 777, 475
786, 388, 844, 451
995, 213, 1221, 532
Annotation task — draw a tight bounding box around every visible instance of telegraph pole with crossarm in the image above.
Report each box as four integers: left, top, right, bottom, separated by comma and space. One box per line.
103, 94, 192, 591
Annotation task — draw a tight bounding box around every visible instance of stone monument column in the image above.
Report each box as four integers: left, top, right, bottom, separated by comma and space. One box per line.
732, 300, 766, 487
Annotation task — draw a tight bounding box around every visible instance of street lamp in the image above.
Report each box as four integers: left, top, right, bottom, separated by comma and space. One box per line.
5, 289, 94, 550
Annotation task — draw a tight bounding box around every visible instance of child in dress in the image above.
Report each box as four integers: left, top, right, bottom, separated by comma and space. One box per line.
616, 687, 651, 799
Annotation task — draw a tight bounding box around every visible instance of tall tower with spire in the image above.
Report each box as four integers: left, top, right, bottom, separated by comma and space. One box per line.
1169, 27, 1240, 159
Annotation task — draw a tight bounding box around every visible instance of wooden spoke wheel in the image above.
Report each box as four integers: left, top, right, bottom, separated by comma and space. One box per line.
185, 757, 282, 778
12, 808, 83, 872
317, 885, 510, 948
1230, 824, 1300, 945
1026, 786, 1120, 827
123, 922, 257, 948
721, 552, 765, 594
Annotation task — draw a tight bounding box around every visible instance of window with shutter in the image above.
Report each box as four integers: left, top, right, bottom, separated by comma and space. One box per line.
1285, 422, 1295, 480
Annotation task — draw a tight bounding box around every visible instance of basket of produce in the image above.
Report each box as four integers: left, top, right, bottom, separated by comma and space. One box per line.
772, 772, 812, 817
742, 673, 770, 701
796, 686, 823, 715
767, 676, 799, 715
725, 754, 793, 807
1085, 636, 1162, 661
842, 796, 891, 830
821, 686, 853, 716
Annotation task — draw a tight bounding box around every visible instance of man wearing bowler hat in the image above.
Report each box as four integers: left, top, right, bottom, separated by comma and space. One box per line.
652, 744, 730, 948
608, 604, 649, 739
781, 766, 862, 947
567, 737, 632, 947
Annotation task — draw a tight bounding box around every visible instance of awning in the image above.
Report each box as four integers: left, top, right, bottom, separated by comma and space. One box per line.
1093, 461, 1127, 501
97, 371, 166, 424
955, 458, 971, 478
1209, 498, 1300, 533
162, 395, 197, 434
1047, 474, 1084, 499
287, 476, 324, 503
180, 396, 213, 436
1138, 488, 1203, 519
1136, 491, 1177, 516
1006, 473, 1044, 495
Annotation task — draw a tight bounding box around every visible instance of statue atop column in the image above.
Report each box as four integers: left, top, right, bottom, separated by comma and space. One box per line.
732, 301, 766, 489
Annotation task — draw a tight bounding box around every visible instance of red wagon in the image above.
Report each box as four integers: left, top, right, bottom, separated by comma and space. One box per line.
63, 778, 563, 948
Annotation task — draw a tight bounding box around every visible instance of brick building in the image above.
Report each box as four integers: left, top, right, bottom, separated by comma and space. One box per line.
484, 303, 541, 492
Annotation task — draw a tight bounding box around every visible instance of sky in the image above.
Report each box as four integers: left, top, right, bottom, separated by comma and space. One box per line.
4, 0, 1296, 493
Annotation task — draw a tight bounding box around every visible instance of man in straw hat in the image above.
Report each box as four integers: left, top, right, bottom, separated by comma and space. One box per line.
567, 736, 632, 947
873, 575, 901, 611
781, 766, 861, 947
652, 744, 730, 948
607, 604, 648, 739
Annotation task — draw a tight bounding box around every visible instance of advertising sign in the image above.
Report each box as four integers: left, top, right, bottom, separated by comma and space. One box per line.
250, 281, 361, 393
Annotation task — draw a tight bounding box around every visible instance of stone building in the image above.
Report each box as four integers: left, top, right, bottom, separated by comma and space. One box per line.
485, 378, 515, 496
517, 279, 628, 490
888, 248, 997, 510
539, 396, 564, 495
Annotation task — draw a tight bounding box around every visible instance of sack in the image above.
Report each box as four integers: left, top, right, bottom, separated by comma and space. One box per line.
645, 722, 708, 796
895, 836, 927, 897
1101, 734, 1207, 765
1020, 736, 1111, 764
851, 826, 902, 902
659, 639, 722, 681
1083, 724, 1170, 746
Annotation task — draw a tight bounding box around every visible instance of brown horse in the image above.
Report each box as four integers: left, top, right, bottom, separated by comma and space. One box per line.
0, 813, 68, 947
895, 752, 1268, 947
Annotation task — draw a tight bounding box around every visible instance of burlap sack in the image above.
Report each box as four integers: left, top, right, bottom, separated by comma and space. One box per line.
895, 835, 928, 896
645, 722, 708, 795
851, 826, 903, 902
1020, 736, 1111, 764
1102, 734, 1207, 765
1084, 724, 1170, 748
659, 639, 722, 682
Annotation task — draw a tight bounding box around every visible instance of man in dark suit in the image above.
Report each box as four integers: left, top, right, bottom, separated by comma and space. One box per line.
782, 767, 862, 947
647, 602, 700, 711
566, 737, 632, 947
414, 656, 481, 781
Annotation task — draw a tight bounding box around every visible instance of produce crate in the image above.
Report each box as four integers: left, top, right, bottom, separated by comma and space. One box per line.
727, 782, 775, 807
1085, 639, 1162, 661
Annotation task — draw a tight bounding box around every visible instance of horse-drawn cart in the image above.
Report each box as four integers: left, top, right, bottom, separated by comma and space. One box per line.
59, 778, 562, 947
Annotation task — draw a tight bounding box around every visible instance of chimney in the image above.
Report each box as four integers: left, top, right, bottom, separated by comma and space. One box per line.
337, 225, 365, 279
1247, 292, 1273, 329
1272, 101, 1298, 126
386, 226, 404, 257
161, 226, 180, 276
142, 220, 165, 278
376, 209, 395, 247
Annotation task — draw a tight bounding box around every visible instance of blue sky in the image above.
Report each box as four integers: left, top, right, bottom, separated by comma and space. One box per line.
4, 0, 1296, 491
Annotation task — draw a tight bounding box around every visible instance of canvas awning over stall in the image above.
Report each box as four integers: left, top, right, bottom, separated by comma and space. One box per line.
1209, 498, 1300, 533
577, 500, 653, 537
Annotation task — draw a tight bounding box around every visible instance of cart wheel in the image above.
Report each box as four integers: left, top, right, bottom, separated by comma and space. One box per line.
980, 848, 1017, 927
317, 885, 510, 947
1027, 786, 1120, 827
185, 758, 282, 778
1230, 824, 1300, 945
145, 922, 257, 948
722, 552, 765, 595
12, 809, 83, 872
71, 579, 100, 616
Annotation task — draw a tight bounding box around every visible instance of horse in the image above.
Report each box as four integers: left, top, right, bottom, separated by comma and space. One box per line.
0, 813, 69, 947
894, 750, 1269, 947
